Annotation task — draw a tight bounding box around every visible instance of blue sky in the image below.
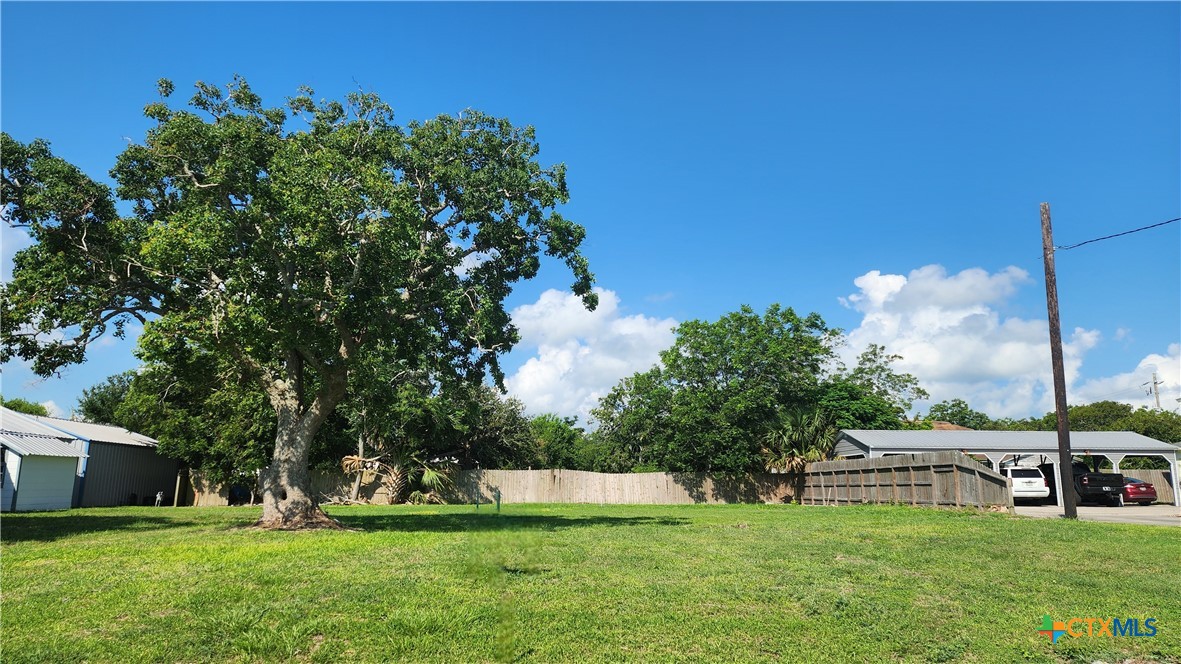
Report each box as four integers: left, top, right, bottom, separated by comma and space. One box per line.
3, 2, 1178, 422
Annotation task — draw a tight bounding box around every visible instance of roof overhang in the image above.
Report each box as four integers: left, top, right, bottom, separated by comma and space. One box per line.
837, 430, 1180, 458
0, 433, 88, 458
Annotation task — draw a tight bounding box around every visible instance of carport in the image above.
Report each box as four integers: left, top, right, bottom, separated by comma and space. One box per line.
835, 430, 1180, 511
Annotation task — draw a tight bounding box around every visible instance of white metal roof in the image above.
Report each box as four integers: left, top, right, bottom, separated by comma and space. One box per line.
1, 407, 157, 448
0, 431, 87, 458
1, 407, 77, 437
838, 430, 1180, 455
27, 415, 158, 447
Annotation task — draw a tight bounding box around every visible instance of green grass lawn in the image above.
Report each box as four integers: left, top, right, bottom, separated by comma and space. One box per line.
1, 504, 1178, 663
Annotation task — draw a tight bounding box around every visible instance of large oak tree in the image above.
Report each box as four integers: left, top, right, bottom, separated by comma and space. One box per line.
1, 78, 595, 528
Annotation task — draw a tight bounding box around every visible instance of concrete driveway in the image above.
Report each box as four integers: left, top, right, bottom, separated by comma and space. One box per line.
1013, 503, 1180, 526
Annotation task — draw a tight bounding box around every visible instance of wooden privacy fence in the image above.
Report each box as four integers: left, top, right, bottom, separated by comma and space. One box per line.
800, 452, 1012, 508
188, 460, 1167, 509
445, 452, 1013, 509
448, 468, 793, 505
187, 469, 397, 506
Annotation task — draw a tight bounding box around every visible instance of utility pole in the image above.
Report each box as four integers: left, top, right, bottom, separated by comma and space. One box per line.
1142, 373, 1164, 409
1041, 202, 1077, 519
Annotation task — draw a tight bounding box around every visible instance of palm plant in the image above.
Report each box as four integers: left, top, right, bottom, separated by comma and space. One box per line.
762, 410, 836, 502
342, 447, 457, 505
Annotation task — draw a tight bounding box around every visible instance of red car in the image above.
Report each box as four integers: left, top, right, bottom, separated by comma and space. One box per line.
1122, 477, 1158, 506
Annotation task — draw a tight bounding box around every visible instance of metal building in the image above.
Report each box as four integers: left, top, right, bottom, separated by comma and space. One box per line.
1, 407, 181, 508
1, 430, 88, 512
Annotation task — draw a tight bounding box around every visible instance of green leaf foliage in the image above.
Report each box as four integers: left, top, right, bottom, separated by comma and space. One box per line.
927, 398, 1181, 445
530, 414, 602, 470
76, 371, 135, 426
925, 398, 997, 431
445, 385, 542, 470
343, 378, 545, 474
592, 305, 840, 473
840, 343, 929, 414
591, 306, 927, 473
817, 380, 905, 431
762, 410, 837, 473
0, 396, 50, 417
116, 355, 353, 485
118, 360, 274, 485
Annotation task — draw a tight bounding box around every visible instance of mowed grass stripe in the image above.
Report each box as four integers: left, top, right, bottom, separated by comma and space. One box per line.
2, 504, 1178, 663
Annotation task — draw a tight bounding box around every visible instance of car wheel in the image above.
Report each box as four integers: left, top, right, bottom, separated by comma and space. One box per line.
1139, 502, 1152, 507
1111, 494, 1124, 507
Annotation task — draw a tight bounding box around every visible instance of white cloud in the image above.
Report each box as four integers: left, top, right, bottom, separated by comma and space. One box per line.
1073, 344, 1181, 412
40, 400, 64, 418
839, 264, 1120, 419
505, 287, 677, 423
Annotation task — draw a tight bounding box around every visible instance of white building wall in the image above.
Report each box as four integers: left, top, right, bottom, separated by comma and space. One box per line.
11, 455, 77, 511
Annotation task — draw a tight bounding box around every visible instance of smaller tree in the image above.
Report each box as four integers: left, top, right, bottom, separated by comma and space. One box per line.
925, 398, 994, 430
1058, 401, 1134, 432
593, 304, 839, 473
841, 344, 929, 414
818, 380, 904, 431
0, 396, 49, 416
118, 355, 278, 488
1116, 406, 1181, 444
449, 386, 542, 470
530, 414, 587, 470
341, 448, 456, 504
77, 371, 136, 426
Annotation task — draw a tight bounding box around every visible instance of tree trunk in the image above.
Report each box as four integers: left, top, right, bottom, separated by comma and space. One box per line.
254, 368, 348, 530
349, 429, 364, 502
256, 425, 342, 529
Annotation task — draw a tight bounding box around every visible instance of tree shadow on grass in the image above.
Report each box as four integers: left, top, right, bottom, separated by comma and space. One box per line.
1, 514, 205, 544
332, 512, 690, 533
2, 511, 693, 541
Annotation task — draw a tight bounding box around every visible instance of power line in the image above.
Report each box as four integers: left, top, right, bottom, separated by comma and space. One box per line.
1087, 385, 1150, 402
1054, 217, 1180, 252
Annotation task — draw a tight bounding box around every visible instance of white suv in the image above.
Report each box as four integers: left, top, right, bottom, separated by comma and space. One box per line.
1002, 467, 1051, 503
